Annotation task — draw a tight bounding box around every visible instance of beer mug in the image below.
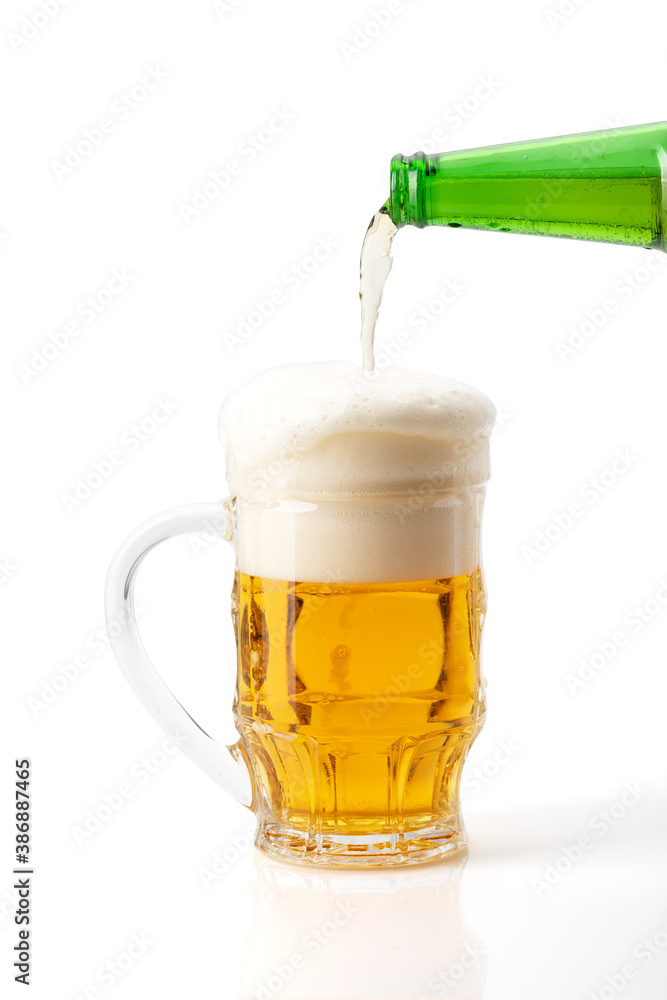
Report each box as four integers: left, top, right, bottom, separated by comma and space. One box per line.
105, 362, 495, 866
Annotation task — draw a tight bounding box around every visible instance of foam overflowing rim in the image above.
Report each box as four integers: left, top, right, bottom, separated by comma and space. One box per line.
220, 362, 496, 498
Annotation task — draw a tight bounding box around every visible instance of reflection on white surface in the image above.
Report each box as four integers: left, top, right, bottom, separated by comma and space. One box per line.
240, 850, 485, 999
232, 795, 667, 1000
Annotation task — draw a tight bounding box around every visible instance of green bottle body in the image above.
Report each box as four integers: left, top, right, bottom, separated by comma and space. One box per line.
388, 122, 667, 251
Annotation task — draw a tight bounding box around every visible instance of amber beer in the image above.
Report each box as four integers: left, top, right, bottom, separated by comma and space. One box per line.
219, 361, 495, 864
234, 569, 486, 845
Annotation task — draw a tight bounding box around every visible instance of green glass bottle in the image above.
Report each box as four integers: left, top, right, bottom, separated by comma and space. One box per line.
387, 121, 667, 250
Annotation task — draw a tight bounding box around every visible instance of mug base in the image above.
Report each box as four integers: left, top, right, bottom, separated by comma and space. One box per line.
255, 819, 467, 868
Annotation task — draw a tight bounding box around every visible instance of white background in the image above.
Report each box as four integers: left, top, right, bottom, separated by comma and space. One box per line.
3, 0, 667, 997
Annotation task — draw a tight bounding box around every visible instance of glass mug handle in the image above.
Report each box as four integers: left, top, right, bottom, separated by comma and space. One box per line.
104, 501, 254, 808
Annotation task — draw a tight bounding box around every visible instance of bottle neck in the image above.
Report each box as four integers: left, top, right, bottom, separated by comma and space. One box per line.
387, 123, 667, 250
388, 152, 429, 228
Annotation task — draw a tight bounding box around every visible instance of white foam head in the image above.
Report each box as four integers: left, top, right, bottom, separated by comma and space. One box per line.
219, 362, 495, 582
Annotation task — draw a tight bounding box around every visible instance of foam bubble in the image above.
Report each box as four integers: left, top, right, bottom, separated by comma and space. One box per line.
219, 363, 495, 582
220, 362, 495, 497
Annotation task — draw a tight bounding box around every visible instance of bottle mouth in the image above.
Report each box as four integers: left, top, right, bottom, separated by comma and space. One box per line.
389, 151, 428, 228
